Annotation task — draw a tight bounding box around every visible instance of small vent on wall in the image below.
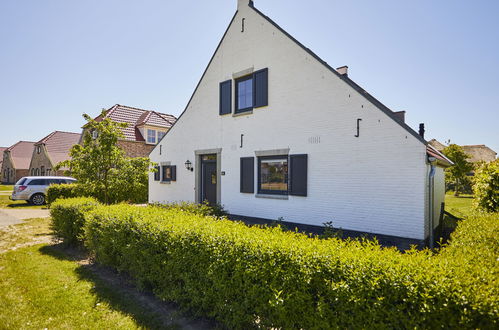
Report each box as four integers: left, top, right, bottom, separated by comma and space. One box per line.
308, 136, 321, 144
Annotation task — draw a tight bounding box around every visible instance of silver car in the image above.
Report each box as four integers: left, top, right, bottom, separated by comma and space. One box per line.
11, 176, 77, 205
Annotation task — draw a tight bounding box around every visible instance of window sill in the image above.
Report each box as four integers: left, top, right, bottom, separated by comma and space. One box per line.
160, 181, 171, 184
255, 194, 289, 200
233, 110, 253, 117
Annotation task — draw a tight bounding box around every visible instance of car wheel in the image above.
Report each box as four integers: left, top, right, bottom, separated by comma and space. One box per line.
31, 193, 46, 206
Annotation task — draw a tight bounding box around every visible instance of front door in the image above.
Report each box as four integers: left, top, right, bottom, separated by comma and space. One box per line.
201, 156, 217, 205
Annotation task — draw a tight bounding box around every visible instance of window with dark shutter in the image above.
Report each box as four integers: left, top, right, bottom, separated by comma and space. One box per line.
253, 68, 268, 108
219, 80, 232, 115
171, 165, 177, 181
240, 157, 254, 193
154, 166, 160, 181
289, 154, 307, 196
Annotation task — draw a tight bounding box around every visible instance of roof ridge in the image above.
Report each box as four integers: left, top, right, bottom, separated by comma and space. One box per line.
115, 104, 154, 113
249, 3, 426, 145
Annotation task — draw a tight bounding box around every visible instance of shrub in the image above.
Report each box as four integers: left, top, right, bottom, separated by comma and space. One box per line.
50, 197, 100, 245
473, 159, 499, 212
47, 181, 147, 205
83, 204, 498, 329
47, 184, 86, 205
151, 200, 227, 218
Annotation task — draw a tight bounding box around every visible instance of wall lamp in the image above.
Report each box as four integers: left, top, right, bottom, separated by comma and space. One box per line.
184, 160, 193, 172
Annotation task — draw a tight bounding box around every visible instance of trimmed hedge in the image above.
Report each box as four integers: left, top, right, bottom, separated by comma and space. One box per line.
47, 184, 86, 205
50, 197, 100, 245
79, 204, 498, 329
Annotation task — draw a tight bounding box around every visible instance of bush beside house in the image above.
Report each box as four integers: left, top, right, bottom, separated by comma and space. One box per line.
50, 199, 498, 328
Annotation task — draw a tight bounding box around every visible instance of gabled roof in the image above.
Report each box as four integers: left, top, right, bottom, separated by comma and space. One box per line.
248, 2, 426, 145
36, 131, 81, 166
152, 1, 426, 152
5, 141, 36, 169
93, 104, 176, 142
461, 145, 497, 163
428, 139, 446, 152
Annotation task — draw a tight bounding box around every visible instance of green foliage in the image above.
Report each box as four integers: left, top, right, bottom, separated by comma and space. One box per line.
442, 144, 474, 196
152, 200, 227, 218
46, 184, 85, 205
57, 111, 153, 204
79, 204, 498, 329
473, 159, 499, 212
50, 197, 100, 245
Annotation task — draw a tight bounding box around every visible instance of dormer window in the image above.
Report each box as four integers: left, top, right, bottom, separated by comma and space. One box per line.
147, 129, 156, 144
158, 131, 166, 141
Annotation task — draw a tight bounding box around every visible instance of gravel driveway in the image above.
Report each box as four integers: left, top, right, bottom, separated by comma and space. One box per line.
0, 209, 50, 227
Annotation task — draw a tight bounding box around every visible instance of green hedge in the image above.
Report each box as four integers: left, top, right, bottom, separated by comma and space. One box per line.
50, 197, 100, 245
80, 204, 498, 329
46, 184, 86, 205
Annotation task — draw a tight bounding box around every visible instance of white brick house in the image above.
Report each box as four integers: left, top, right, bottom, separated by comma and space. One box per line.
149, 0, 451, 246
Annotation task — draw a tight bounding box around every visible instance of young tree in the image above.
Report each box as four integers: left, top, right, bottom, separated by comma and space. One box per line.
57, 111, 153, 204
442, 144, 474, 196
473, 159, 499, 212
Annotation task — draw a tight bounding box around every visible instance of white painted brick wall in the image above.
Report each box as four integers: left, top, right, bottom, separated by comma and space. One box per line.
150, 4, 430, 240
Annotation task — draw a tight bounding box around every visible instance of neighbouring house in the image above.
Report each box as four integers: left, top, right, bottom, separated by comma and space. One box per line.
83, 104, 176, 157
0, 147, 6, 179
429, 139, 497, 163
1, 141, 36, 184
29, 131, 82, 176
148, 0, 452, 247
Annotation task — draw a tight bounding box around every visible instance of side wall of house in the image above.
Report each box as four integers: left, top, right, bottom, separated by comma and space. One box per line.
149, 5, 428, 240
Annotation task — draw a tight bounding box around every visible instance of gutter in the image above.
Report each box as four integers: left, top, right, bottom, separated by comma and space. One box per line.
427, 156, 437, 249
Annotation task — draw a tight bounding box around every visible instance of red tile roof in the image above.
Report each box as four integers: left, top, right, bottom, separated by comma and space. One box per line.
36, 131, 81, 166
6, 141, 36, 169
94, 104, 176, 142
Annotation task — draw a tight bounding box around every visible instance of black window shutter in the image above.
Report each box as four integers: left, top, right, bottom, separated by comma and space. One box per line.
240, 157, 254, 193
289, 154, 307, 196
219, 80, 232, 115
154, 166, 160, 181
253, 68, 268, 108
171, 165, 176, 181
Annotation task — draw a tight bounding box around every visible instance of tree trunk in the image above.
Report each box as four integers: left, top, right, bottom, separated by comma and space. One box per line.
454, 179, 460, 197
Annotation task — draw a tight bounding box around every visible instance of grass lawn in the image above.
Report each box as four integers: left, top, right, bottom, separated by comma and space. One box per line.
0, 195, 45, 209
0, 184, 13, 191
0, 218, 188, 329
445, 192, 474, 219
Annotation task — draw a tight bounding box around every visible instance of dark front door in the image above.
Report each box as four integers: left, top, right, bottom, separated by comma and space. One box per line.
201, 158, 217, 205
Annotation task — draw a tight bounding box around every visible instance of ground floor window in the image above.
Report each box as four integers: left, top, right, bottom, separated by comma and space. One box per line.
161, 165, 176, 182
258, 156, 288, 195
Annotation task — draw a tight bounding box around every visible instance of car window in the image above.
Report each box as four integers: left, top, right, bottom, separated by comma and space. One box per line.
27, 179, 47, 186
15, 178, 27, 185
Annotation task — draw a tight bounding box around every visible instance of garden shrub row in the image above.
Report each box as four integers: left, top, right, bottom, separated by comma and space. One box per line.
50, 197, 100, 245
47, 183, 148, 205
46, 201, 495, 329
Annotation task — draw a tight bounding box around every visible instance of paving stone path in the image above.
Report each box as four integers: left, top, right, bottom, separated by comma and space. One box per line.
0, 209, 50, 227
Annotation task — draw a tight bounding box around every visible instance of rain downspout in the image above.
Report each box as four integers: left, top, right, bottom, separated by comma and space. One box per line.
428, 156, 437, 249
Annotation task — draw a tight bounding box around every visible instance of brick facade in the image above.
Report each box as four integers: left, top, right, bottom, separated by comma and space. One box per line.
117, 140, 155, 158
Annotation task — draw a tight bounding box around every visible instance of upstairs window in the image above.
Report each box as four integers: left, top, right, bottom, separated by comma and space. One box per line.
231, 68, 268, 114
236, 75, 253, 113
157, 131, 166, 141
147, 129, 156, 144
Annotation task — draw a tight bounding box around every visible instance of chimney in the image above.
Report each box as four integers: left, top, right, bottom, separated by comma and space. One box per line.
393, 111, 406, 123
238, 0, 253, 9
419, 123, 425, 139
336, 65, 348, 76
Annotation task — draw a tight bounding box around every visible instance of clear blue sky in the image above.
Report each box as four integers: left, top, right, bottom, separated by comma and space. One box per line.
1, 0, 498, 152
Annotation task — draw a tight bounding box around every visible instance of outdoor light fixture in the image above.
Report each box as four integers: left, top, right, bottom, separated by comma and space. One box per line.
185, 160, 193, 172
